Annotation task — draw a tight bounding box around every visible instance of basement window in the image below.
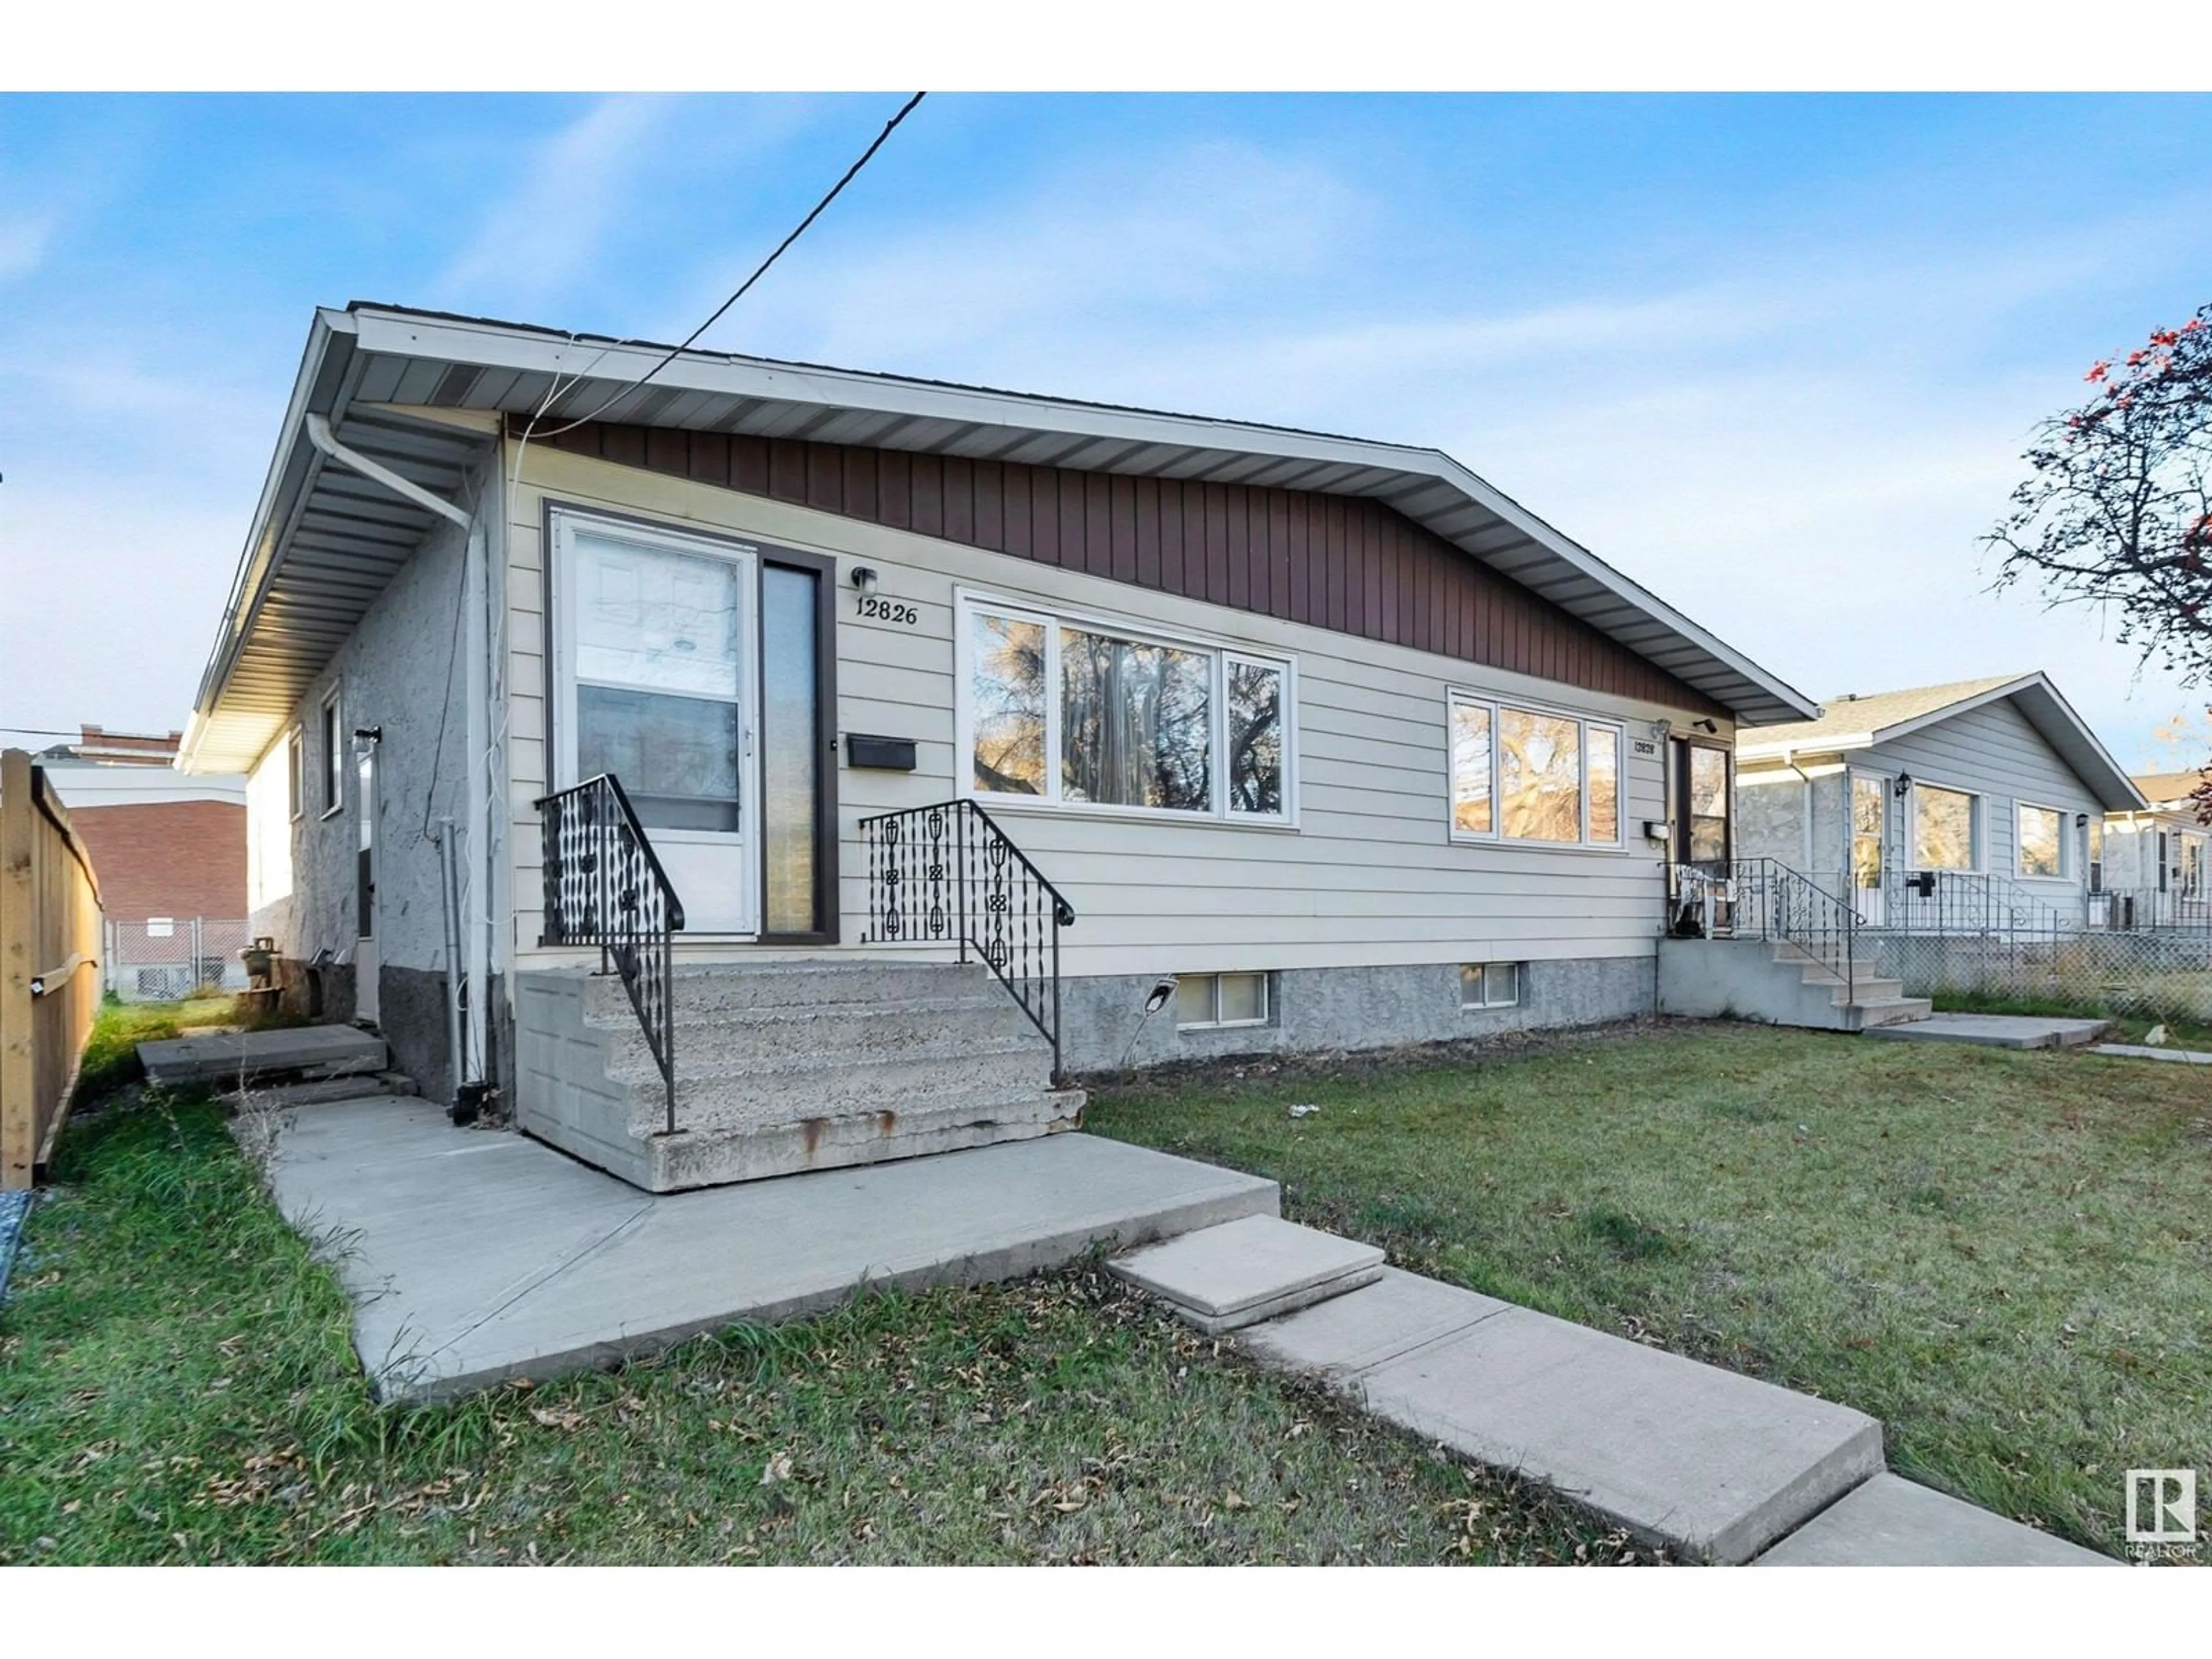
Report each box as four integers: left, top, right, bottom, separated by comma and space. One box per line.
1176, 972, 1270, 1030
1461, 962, 1522, 1010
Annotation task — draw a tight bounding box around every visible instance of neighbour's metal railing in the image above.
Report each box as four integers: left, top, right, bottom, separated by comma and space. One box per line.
1671, 857, 1859, 991
535, 774, 684, 1134
857, 799, 1075, 1083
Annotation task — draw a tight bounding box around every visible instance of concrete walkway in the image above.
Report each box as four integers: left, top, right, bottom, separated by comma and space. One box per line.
1861, 1012, 2111, 1050
2088, 1042, 2212, 1065
263, 1097, 1275, 1403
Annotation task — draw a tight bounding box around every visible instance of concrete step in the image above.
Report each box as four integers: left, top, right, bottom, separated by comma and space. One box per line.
642, 1087, 1089, 1190
623, 1047, 1061, 1136
1756, 1473, 2116, 1566
584, 959, 995, 1024
602, 996, 1046, 1079
140, 1024, 388, 1088
1240, 1267, 1883, 1564
1846, 996, 1933, 1030
1108, 1214, 1386, 1334
1816, 975, 1906, 1005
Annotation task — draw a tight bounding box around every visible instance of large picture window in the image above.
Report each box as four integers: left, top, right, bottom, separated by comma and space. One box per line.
961, 595, 1292, 824
1448, 691, 1624, 849
1913, 783, 1978, 871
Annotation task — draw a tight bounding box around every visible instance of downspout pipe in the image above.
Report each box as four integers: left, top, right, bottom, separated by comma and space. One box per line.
305, 412, 488, 1099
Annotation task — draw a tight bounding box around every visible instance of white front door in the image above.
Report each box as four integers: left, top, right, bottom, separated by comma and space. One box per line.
554, 512, 761, 936
1850, 771, 1887, 927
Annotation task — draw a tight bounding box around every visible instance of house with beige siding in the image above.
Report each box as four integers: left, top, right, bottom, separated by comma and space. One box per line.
180, 304, 1815, 1191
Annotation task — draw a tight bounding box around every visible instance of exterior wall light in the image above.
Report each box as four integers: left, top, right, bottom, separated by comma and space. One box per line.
850, 566, 880, 597
1893, 772, 1914, 799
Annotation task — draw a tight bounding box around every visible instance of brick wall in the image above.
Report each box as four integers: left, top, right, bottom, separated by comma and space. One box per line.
67, 800, 247, 922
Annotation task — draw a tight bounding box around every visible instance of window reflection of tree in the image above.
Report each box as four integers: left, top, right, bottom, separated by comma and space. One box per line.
972, 615, 1044, 794
1228, 662, 1282, 815
1500, 710, 1582, 842
1060, 629, 1211, 810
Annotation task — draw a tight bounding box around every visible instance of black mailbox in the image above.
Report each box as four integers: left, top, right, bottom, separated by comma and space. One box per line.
1907, 870, 1937, 898
844, 733, 918, 771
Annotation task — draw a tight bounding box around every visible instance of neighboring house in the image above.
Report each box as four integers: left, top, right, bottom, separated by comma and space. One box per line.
177, 303, 1814, 1190
1732, 673, 2146, 929
37, 727, 249, 999
2098, 770, 2212, 926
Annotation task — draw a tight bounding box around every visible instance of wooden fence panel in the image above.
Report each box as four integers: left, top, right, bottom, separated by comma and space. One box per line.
2, 749, 104, 1188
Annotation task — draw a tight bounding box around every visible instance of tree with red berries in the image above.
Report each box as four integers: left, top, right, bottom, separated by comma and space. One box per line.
1988, 304, 2212, 816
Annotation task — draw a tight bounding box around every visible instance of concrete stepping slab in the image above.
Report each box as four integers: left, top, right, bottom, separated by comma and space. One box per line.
141, 1024, 387, 1086
1239, 1266, 1510, 1377
1862, 1013, 2111, 1050
2088, 1043, 2212, 1065
1248, 1272, 1881, 1563
1756, 1473, 2116, 1566
1109, 1214, 1384, 1334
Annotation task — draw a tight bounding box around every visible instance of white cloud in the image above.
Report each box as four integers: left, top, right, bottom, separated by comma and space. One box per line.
0, 213, 54, 280
434, 96, 677, 308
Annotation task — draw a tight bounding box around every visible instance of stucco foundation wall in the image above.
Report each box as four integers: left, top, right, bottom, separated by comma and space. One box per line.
1060, 955, 1652, 1073
1736, 777, 1807, 867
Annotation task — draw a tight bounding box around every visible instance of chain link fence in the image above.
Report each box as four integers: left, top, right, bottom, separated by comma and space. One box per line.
1866, 911, 2212, 1024
104, 918, 253, 1003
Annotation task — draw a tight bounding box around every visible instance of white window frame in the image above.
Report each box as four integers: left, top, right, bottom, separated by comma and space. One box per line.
2013, 800, 2071, 882
319, 688, 344, 820
1175, 971, 1272, 1031
1908, 779, 1983, 873
955, 589, 1296, 827
286, 728, 304, 823
1460, 961, 1522, 1010
1445, 688, 1626, 852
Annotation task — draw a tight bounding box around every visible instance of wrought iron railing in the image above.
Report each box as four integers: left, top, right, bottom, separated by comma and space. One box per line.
857, 800, 1075, 1082
535, 774, 685, 1133
1671, 857, 1859, 989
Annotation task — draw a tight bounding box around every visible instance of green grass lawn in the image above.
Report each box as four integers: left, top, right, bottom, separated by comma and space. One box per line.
1087, 1021, 2212, 1557
0, 1078, 1630, 1566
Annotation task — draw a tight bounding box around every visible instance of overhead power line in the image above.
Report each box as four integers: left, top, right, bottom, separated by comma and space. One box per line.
535, 90, 929, 440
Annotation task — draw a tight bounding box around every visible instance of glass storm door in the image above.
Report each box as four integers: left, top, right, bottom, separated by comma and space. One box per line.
1850, 773, 1887, 926
560, 517, 759, 936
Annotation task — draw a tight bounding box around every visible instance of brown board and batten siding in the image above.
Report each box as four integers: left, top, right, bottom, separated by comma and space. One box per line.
534, 420, 1723, 717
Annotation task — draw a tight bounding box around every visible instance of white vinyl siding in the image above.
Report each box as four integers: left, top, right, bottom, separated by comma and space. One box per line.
502, 443, 1722, 977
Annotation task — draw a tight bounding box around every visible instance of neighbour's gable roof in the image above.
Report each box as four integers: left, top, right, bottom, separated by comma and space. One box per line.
181, 302, 1820, 773
2130, 770, 2208, 808
1736, 671, 2147, 812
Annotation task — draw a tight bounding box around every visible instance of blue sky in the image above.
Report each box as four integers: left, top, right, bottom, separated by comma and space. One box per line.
5, 92, 2212, 764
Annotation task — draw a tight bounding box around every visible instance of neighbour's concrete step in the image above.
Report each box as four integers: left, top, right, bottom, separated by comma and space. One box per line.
1756, 1473, 2116, 1566
1108, 1214, 1386, 1334
1241, 1267, 1884, 1564
1862, 1013, 2113, 1050
584, 959, 999, 1024
1845, 997, 1933, 1031
141, 1024, 388, 1088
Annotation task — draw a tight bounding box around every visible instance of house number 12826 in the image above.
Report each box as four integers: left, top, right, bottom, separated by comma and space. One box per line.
857, 594, 918, 626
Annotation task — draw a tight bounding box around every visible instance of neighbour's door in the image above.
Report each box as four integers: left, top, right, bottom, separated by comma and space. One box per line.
1850, 772, 1887, 926
355, 736, 379, 1025
556, 514, 760, 935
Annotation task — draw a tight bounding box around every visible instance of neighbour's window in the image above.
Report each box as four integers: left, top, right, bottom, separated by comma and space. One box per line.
962, 597, 1291, 824
320, 691, 343, 817
286, 729, 304, 822
1686, 746, 1730, 863
2087, 819, 2104, 894
1913, 783, 1976, 870
1460, 963, 1521, 1009
2017, 804, 2065, 879
1448, 691, 1624, 848
1175, 972, 1270, 1029
1850, 774, 1886, 891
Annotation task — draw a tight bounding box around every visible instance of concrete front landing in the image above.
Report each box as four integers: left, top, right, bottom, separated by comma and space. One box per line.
1756, 1473, 2115, 1566
1862, 1013, 2111, 1050
1242, 1268, 1883, 1564
264, 1099, 1277, 1402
